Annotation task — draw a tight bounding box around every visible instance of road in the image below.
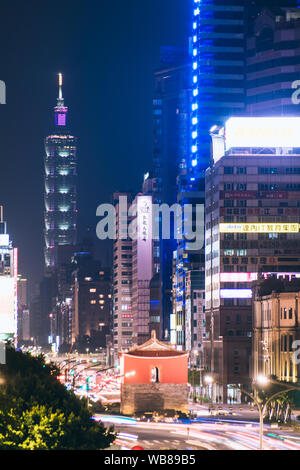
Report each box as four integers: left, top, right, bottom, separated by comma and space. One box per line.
95, 414, 300, 451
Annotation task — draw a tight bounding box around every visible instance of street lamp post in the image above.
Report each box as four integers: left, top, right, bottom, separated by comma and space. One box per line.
204, 375, 214, 409
203, 373, 298, 450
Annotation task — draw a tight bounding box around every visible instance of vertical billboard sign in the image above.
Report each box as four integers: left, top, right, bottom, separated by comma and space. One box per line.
137, 196, 152, 280
13, 248, 18, 341
0, 278, 15, 338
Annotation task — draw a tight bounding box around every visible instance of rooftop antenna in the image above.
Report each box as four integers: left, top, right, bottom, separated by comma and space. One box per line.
58, 73, 63, 100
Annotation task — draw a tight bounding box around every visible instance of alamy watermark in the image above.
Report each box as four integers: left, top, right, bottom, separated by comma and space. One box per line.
96, 196, 204, 251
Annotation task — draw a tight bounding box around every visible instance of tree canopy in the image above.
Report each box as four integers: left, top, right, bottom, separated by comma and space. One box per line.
0, 346, 115, 450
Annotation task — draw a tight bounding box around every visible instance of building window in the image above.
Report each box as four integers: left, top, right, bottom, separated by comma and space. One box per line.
224, 167, 234, 175
151, 367, 160, 383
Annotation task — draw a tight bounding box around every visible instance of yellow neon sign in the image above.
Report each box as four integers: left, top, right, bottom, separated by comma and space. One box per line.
219, 223, 299, 233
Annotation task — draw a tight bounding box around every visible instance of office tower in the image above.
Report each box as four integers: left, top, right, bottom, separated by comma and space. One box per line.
44, 74, 77, 271
17, 276, 30, 342
191, 1, 299, 168
179, 0, 300, 358
0, 207, 18, 342
246, 6, 300, 116
253, 277, 300, 383
171, 177, 205, 350
153, 45, 191, 205
172, 0, 247, 352
73, 259, 111, 352
131, 194, 153, 346
112, 192, 134, 359
206, 116, 300, 402
151, 46, 192, 339
112, 190, 153, 360
191, 0, 246, 173
49, 244, 81, 350
183, 271, 206, 367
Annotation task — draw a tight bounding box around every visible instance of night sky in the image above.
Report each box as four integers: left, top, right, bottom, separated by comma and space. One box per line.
0, 0, 191, 294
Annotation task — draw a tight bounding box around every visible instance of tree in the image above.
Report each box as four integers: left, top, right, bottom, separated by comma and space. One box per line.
255, 376, 299, 424
0, 346, 115, 449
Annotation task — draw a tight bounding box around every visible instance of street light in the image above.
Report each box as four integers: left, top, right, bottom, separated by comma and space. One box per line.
204, 375, 214, 408
124, 370, 136, 378
203, 374, 286, 449
236, 375, 298, 451
256, 374, 269, 387
204, 375, 214, 385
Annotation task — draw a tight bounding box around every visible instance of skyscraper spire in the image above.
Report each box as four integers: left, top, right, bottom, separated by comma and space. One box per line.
54, 72, 67, 127
44, 75, 77, 271
58, 72, 63, 103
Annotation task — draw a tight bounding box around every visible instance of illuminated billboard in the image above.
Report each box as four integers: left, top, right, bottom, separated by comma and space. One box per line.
0, 277, 15, 337
220, 273, 257, 283
220, 289, 252, 299
219, 223, 299, 234
137, 195, 153, 280
225, 117, 300, 150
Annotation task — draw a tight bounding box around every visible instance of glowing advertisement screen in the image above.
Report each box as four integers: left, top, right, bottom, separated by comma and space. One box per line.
219, 223, 299, 234
225, 117, 300, 150
220, 273, 258, 283
137, 196, 152, 280
0, 277, 15, 336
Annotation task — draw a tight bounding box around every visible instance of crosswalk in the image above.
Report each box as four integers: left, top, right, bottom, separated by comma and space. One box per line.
116, 437, 202, 450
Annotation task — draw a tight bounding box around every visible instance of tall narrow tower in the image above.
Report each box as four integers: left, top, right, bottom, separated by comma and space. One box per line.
44, 74, 77, 271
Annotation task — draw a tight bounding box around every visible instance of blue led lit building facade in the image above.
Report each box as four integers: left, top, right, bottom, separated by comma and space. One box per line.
151, 47, 192, 340
173, 0, 300, 355
190, 0, 300, 177
172, 0, 247, 352
190, 0, 246, 174
44, 74, 77, 271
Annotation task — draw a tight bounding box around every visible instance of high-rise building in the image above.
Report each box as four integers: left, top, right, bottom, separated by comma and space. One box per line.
253, 277, 300, 383
205, 116, 300, 402
17, 276, 30, 343
172, 0, 248, 353
0, 208, 18, 342
44, 74, 77, 271
112, 190, 153, 362
151, 46, 192, 340
191, 2, 300, 170
131, 194, 153, 346
171, 177, 205, 350
112, 192, 134, 359
191, 0, 246, 173
72, 258, 111, 351
178, 0, 300, 360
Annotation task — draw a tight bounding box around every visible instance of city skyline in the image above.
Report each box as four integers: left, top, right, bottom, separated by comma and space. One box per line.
0, 0, 190, 291
2, 0, 300, 452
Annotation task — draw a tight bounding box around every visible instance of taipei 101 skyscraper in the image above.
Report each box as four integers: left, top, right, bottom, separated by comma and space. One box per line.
44, 74, 77, 271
